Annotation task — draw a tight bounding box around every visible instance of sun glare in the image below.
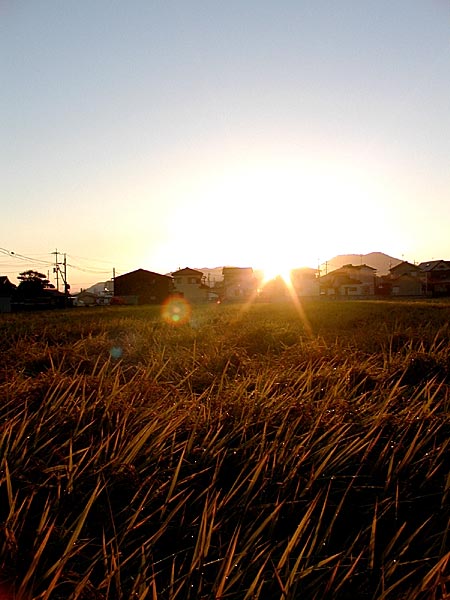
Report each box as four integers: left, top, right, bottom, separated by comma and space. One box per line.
261, 264, 293, 286
259, 243, 299, 287
160, 154, 387, 277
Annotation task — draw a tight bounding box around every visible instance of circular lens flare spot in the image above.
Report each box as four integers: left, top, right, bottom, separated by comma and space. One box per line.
162, 296, 192, 326
110, 346, 123, 360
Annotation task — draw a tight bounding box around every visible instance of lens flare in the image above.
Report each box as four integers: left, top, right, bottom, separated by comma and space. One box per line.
162, 296, 191, 326
110, 346, 123, 360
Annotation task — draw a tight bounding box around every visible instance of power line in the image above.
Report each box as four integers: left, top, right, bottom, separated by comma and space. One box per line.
0, 248, 112, 274
0, 248, 125, 291
66, 253, 119, 265
0, 248, 53, 267
66, 263, 112, 274
65, 254, 132, 273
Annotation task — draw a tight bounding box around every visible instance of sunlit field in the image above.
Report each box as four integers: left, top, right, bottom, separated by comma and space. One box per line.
0, 299, 449, 599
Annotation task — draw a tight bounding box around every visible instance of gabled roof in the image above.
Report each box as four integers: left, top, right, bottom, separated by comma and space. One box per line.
114, 269, 173, 281
390, 261, 421, 274
0, 276, 16, 296
341, 263, 376, 271
418, 260, 450, 272
322, 264, 376, 282
172, 267, 203, 277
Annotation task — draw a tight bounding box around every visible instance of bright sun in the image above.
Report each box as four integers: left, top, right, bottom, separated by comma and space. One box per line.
261, 262, 294, 286
164, 153, 385, 277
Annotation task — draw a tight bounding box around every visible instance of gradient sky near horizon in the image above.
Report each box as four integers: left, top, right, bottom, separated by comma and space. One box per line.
2, 1, 449, 291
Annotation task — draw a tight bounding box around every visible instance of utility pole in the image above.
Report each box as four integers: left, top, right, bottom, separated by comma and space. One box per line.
52, 249, 60, 291
51, 250, 69, 298
63, 254, 68, 295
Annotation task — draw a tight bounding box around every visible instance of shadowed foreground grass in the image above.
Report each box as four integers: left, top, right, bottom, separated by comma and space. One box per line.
0, 299, 449, 599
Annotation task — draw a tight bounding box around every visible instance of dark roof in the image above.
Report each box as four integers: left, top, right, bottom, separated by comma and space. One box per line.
341, 263, 376, 271
390, 261, 421, 273
172, 267, 203, 276
44, 288, 67, 297
115, 269, 173, 281
0, 276, 16, 296
418, 260, 450, 272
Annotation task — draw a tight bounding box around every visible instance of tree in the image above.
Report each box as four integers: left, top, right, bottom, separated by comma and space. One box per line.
16, 270, 54, 298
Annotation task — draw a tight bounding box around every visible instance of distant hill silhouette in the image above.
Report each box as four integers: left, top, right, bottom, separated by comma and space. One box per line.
193, 255, 402, 283
91, 255, 401, 294
323, 252, 401, 276
83, 280, 114, 294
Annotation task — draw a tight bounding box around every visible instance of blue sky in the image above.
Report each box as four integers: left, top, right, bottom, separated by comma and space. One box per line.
1, 1, 449, 290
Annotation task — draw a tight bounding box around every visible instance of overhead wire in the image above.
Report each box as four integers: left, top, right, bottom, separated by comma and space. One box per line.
66, 253, 118, 265
66, 262, 112, 275
1, 248, 138, 292
0, 248, 53, 267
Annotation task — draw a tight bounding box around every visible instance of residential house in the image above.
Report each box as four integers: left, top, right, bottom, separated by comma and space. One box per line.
260, 268, 320, 301
74, 279, 114, 306
113, 269, 174, 305
0, 276, 16, 313
418, 260, 450, 297
82, 280, 114, 295
389, 261, 420, 278
382, 261, 423, 296
220, 267, 257, 301
291, 268, 320, 296
172, 267, 213, 303
74, 291, 99, 307
12, 287, 70, 310
320, 264, 377, 296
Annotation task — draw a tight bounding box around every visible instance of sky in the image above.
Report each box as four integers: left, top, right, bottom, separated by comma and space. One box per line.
1, 1, 449, 291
